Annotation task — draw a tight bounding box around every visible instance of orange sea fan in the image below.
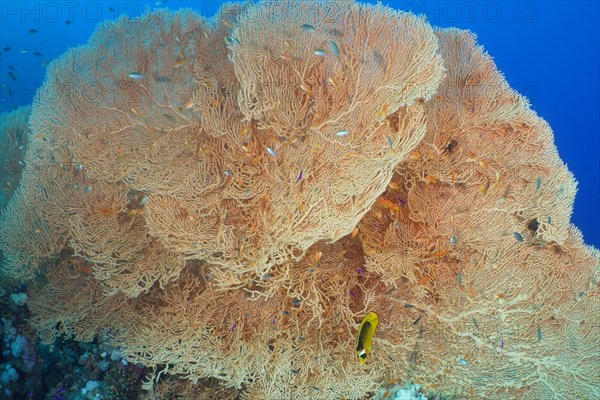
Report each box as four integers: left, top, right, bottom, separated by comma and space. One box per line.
0, 2, 597, 400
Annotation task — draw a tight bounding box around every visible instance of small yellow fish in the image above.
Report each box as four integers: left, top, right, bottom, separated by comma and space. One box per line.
469, 286, 477, 298
173, 58, 187, 68
424, 175, 437, 184
313, 251, 322, 266
430, 249, 448, 258
408, 151, 421, 161
417, 276, 432, 285
351, 226, 359, 238
376, 198, 399, 212
327, 77, 339, 90
377, 103, 391, 117
356, 312, 378, 365
300, 83, 311, 94
388, 181, 399, 190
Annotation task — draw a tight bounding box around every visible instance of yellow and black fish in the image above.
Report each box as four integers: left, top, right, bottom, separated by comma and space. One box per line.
356, 312, 378, 364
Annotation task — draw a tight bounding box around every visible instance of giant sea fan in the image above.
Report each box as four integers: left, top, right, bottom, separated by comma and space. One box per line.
0, 1, 598, 399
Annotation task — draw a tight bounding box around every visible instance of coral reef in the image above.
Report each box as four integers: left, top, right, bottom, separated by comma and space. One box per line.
0, 1, 598, 399
0, 287, 148, 399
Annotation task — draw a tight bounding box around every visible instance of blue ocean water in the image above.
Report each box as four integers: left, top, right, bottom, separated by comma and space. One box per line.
1, 0, 598, 247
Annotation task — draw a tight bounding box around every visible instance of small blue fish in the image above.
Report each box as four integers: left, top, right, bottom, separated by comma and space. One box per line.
291, 369, 299, 374
245, 313, 251, 318
28, 28, 38, 34
459, 358, 468, 366
457, 272, 462, 287
450, 235, 458, 245
128, 72, 144, 79
357, 267, 364, 276
297, 170, 303, 182
19, 48, 30, 53
404, 304, 415, 309
336, 129, 349, 137
266, 147, 276, 157
500, 339, 505, 349
224, 170, 233, 177
513, 232, 524, 242
535, 177, 541, 190
301, 24, 315, 32
292, 298, 301, 305
282, 310, 290, 315
84, 185, 92, 193
537, 325, 542, 342
387, 136, 393, 149
226, 36, 240, 46
547, 216, 552, 224
329, 40, 340, 57
231, 322, 237, 332
472, 317, 479, 329
314, 49, 326, 56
